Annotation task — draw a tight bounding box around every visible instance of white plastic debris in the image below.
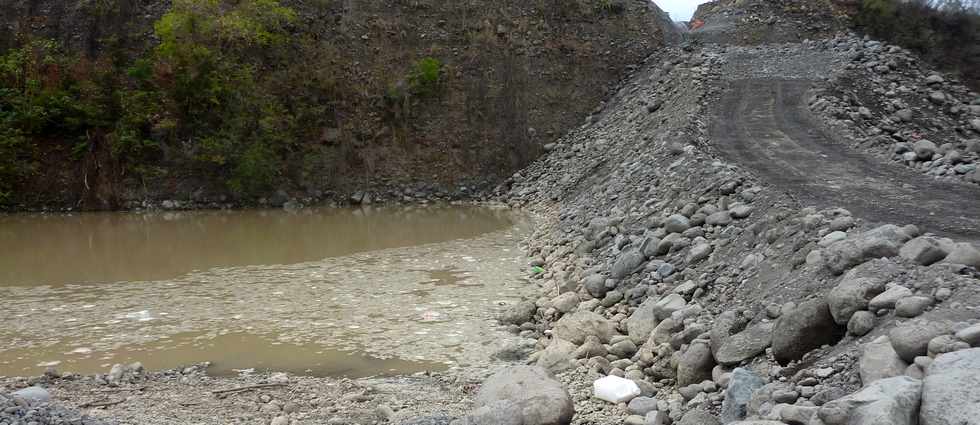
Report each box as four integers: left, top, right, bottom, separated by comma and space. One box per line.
593, 375, 641, 403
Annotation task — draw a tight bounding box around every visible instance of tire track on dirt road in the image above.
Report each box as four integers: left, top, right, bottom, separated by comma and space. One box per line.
711, 78, 980, 241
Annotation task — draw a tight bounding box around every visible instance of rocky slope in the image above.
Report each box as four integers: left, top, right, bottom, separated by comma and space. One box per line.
483, 7, 980, 425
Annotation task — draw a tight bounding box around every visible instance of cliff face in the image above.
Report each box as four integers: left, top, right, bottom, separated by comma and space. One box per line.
0, 0, 671, 209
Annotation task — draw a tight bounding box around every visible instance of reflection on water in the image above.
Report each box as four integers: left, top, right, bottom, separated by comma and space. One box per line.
0, 333, 444, 378
0, 205, 513, 286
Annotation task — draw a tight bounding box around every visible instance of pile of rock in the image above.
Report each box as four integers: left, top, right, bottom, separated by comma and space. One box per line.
487, 25, 980, 425
807, 35, 980, 185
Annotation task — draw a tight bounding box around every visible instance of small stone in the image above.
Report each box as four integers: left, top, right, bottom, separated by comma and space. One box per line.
895, 296, 932, 318
283, 402, 301, 414
928, 334, 969, 356
627, 396, 659, 415
955, 323, 980, 346
848, 311, 875, 336
706, 211, 733, 226
720, 368, 765, 423
773, 390, 800, 404
664, 214, 691, 234
624, 415, 646, 425
815, 367, 835, 378
819, 231, 848, 247
829, 216, 855, 231
868, 286, 913, 310
914, 140, 938, 159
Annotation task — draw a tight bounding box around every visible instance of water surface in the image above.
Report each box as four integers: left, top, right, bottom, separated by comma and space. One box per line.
0, 205, 512, 286
0, 205, 532, 378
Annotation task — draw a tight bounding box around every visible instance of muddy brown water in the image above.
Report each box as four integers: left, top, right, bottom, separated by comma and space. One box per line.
0, 206, 512, 286
0, 205, 532, 378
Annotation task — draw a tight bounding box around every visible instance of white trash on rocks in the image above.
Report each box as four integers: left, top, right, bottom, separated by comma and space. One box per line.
593, 375, 641, 403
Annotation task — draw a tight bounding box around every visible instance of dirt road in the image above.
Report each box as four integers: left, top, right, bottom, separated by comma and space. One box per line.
710, 78, 980, 241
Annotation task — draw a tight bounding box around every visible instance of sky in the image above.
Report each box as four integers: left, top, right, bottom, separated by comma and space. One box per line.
654, 0, 712, 21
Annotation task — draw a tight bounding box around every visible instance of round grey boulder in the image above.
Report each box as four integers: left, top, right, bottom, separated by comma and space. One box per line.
889, 320, 951, 362
470, 366, 574, 425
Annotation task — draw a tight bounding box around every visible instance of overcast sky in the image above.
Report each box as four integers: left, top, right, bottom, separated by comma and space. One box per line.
654, 0, 711, 21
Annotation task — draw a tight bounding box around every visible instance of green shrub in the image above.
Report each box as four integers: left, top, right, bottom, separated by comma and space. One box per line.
0, 0, 396, 202
409, 57, 443, 96
228, 141, 279, 196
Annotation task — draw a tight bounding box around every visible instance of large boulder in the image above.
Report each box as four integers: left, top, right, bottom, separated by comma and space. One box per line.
677, 341, 715, 387
721, 368, 766, 423
868, 285, 912, 310
920, 348, 980, 425
611, 249, 646, 279
715, 322, 774, 366
817, 376, 921, 425
899, 236, 949, 266
649, 317, 683, 346
678, 410, 721, 425
551, 292, 580, 314
583, 274, 609, 298
710, 311, 750, 356
940, 242, 980, 268
889, 320, 951, 363
553, 311, 617, 345
641, 236, 662, 258
827, 269, 888, 325
859, 336, 908, 386
774, 404, 819, 424
535, 338, 577, 373
627, 297, 661, 344
651, 294, 687, 321
772, 299, 844, 365
469, 366, 574, 425
500, 301, 538, 325
706, 211, 733, 226
822, 225, 911, 274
